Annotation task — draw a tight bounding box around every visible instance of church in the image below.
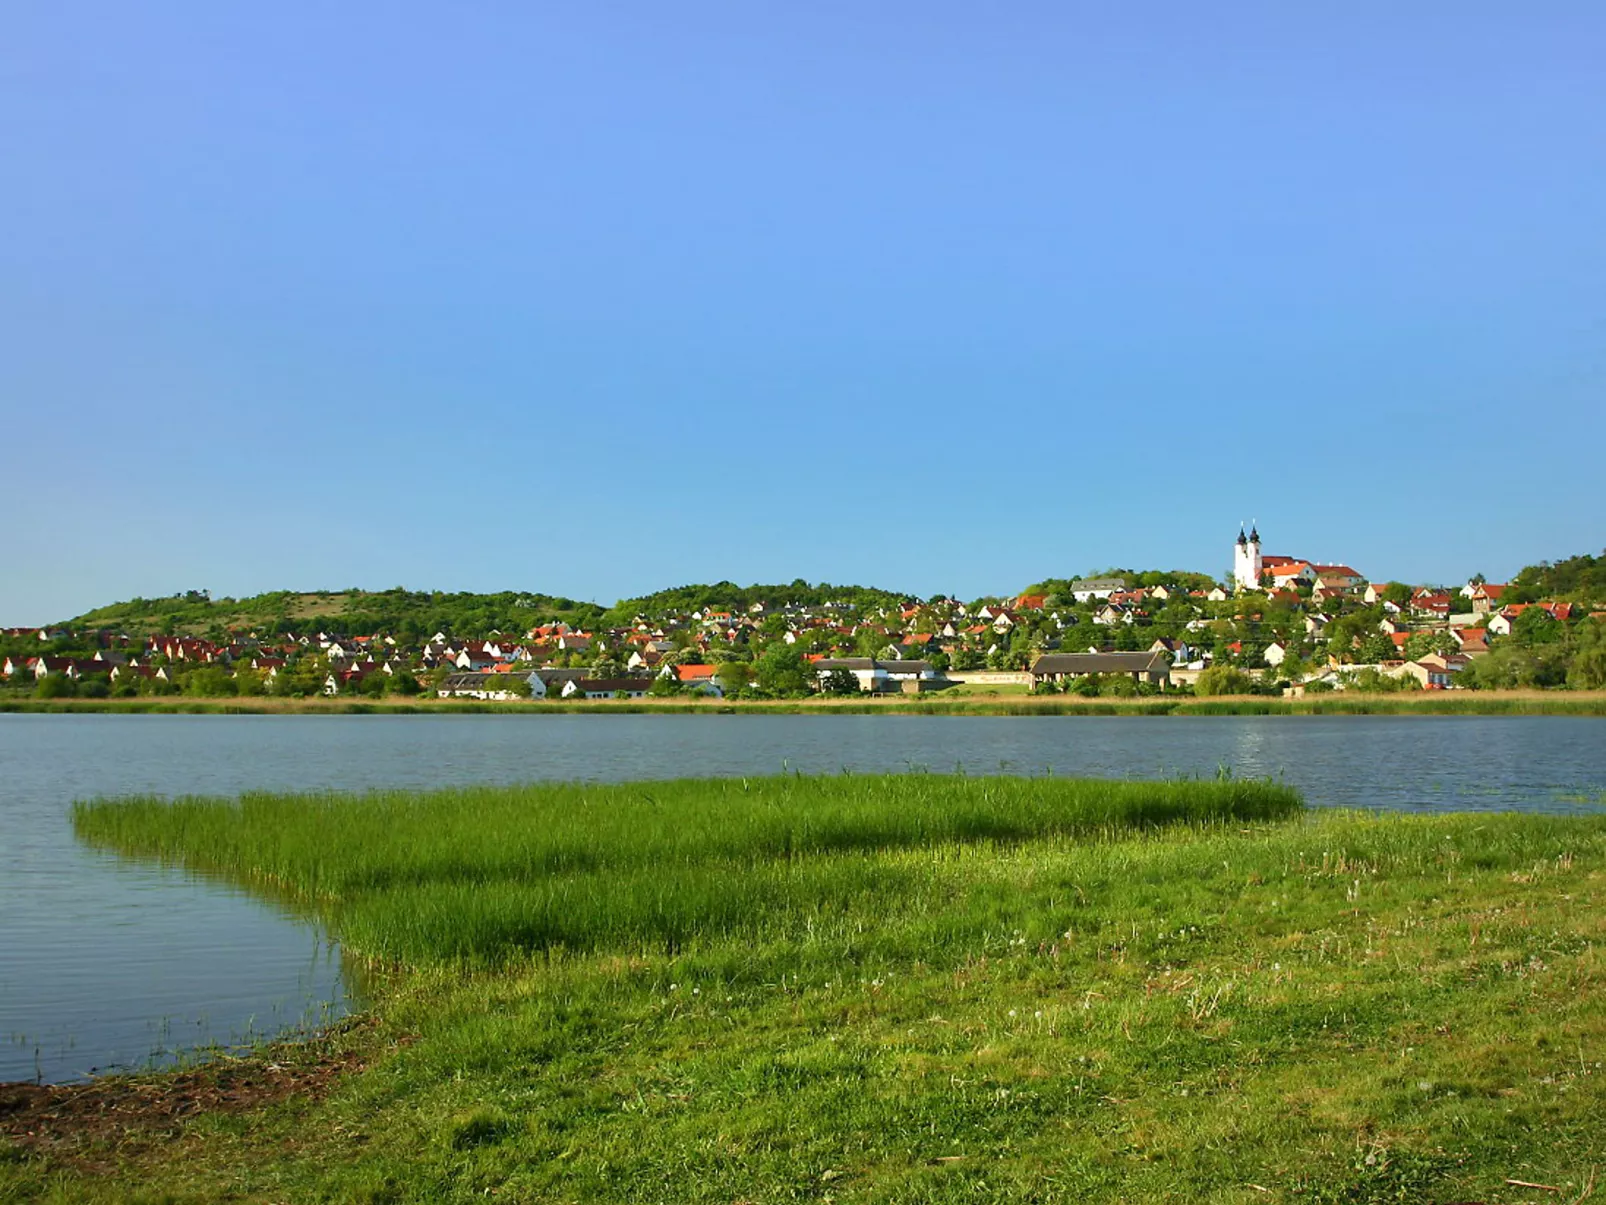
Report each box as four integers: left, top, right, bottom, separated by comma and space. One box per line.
1233, 525, 1363, 595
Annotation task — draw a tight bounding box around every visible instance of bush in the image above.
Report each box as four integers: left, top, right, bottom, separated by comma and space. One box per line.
35, 673, 75, 699
1195, 666, 1255, 696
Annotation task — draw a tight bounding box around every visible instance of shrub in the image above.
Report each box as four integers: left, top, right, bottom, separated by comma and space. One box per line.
1195, 666, 1254, 696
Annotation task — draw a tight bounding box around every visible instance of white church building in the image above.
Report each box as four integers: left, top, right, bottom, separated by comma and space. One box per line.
1233, 525, 1264, 592
1233, 525, 1363, 595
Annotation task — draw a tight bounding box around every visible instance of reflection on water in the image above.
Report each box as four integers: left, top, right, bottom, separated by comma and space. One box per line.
2, 712, 1603, 1083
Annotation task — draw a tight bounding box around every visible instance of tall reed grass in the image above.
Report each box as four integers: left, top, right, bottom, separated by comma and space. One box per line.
74, 775, 1301, 968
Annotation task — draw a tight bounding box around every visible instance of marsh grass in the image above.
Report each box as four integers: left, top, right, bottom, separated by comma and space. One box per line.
73, 776, 1300, 968
17, 779, 1606, 1203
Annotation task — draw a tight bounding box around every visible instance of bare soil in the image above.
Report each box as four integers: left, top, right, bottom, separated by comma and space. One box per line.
0, 1018, 381, 1173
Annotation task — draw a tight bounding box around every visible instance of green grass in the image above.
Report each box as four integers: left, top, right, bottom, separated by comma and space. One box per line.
71, 776, 1300, 969
6, 777, 1605, 1203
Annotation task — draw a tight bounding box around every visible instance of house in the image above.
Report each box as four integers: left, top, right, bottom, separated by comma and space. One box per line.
989, 608, 1023, 631
1149, 637, 1195, 664
1312, 564, 1364, 590
1401, 660, 1456, 690
1452, 627, 1490, 655
1409, 592, 1453, 618
1028, 651, 1172, 689
1091, 603, 1130, 626
1487, 609, 1517, 637
1470, 584, 1508, 615
1066, 577, 1128, 603
559, 677, 653, 700
669, 664, 724, 697
529, 668, 593, 695
1311, 576, 1358, 603
812, 658, 940, 693
1268, 561, 1315, 588
436, 672, 527, 701
1263, 642, 1288, 667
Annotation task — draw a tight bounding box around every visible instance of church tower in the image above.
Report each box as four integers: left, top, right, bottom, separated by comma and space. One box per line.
1233, 524, 1263, 592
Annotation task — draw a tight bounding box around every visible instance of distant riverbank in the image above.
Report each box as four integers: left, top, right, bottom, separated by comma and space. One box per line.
4, 690, 1605, 717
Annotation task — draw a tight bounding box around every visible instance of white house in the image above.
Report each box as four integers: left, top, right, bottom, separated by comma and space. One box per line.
812, 658, 939, 693
1067, 577, 1128, 603
560, 677, 653, 700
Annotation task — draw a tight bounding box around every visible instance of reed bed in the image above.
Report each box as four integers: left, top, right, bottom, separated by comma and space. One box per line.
73, 775, 1301, 968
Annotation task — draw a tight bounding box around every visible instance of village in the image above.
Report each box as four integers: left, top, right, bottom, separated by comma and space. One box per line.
3, 528, 1603, 701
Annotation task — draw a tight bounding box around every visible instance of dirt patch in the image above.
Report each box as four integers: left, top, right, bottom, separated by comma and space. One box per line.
0, 1018, 380, 1171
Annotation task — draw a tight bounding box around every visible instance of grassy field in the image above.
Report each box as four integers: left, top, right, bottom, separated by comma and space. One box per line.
5, 690, 1606, 716
4, 775, 1603, 1202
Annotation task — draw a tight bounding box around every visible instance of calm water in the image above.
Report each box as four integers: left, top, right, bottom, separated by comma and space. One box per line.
3, 713, 1604, 1083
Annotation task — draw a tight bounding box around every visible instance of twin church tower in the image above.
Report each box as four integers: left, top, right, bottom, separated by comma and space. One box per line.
1233, 525, 1263, 592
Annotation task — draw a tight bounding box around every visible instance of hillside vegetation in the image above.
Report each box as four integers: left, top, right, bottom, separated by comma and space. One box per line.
1508, 551, 1606, 604
65, 588, 606, 640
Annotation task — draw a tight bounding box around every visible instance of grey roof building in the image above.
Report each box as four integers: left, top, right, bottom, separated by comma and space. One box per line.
1029, 651, 1171, 686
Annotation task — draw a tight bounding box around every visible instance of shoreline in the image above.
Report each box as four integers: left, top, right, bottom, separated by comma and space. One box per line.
3, 690, 1605, 716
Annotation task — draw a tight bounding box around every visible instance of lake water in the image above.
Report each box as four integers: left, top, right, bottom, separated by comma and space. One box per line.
3, 713, 1604, 1084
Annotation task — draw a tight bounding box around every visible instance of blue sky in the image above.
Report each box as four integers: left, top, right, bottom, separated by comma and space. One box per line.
4, 3, 1603, 623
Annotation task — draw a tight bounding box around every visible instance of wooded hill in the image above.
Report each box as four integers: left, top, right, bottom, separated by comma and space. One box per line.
60, 581, 911, 638
65, 589, 607, 640
599, 581, 911, 626
1508, 551, 1606, 603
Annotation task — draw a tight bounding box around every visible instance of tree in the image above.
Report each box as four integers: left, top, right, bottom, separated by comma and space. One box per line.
1195, 666, 1254, 696
1358, 632, 1397, 665
753, 645, 813, 697
1567, 644, 1606, 690
1510, 607, 1562, 647
1101, 673, 1138, 697
35, 673, 75, 699
717, 662, 752, 695
820, 667, 860, 696
185, 666, 237, 697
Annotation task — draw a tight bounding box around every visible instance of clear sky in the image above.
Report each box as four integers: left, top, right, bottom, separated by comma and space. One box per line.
4, 2, 1603, 624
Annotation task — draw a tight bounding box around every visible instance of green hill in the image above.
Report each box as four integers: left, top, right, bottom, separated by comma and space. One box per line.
65, 589, 607, 640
